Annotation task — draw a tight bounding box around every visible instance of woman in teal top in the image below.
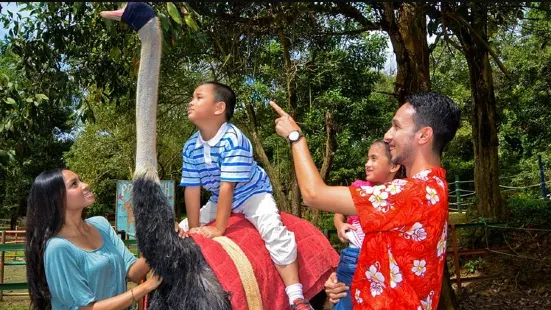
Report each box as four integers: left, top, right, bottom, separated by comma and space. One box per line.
25, 169, 162, 309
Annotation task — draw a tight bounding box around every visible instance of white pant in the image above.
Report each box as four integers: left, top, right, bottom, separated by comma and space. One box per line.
179, 193, 297, 265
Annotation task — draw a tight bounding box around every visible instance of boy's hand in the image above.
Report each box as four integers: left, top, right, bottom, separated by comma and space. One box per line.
336, 222, 356, 243
177, 228, 188, 238
198, 226, 223, 239
177, 227, 200, 239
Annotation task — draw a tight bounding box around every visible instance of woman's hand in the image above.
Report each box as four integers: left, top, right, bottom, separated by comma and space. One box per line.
144, 271, 163, 291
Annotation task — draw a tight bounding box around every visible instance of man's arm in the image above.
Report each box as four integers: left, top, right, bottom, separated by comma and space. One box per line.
271, 101, 357, 215
185, 186, 201, 229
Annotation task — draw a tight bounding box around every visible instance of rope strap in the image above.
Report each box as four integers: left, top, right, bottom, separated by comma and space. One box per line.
213, 236, 263, 310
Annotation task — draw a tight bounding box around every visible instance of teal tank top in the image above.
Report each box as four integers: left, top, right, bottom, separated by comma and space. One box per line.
44, 216, 137, 309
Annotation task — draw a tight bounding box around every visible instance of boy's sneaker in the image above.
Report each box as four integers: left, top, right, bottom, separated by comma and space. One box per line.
291, 298, 314, 310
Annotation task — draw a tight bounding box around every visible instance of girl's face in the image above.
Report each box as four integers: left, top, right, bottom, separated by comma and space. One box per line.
62, 170, 95, 211
364, 143, 396, 185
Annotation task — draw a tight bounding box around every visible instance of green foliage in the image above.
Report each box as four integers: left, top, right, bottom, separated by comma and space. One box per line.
0, 40, 72, 222
464, 257, 487, 274
2, 1, 551, 227
506, 197, 551, 227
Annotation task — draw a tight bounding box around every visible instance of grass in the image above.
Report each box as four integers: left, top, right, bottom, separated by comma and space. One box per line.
0, 265, 28, 310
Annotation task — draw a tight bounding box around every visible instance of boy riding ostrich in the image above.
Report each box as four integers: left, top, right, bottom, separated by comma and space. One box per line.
100, 3, 338, 309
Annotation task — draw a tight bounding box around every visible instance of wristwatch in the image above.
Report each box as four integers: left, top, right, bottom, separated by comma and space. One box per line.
288, 130, 302, 143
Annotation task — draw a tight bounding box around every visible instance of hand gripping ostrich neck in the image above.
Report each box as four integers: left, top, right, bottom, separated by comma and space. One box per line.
101, 4, 231, 309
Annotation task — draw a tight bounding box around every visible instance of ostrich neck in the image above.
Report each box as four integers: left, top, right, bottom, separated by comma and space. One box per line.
134, 18, 161, 182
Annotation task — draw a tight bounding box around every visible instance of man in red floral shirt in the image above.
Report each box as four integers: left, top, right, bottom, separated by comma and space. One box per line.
271, 92, 460, 309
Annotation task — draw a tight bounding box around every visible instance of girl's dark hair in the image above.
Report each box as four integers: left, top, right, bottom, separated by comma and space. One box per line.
371, 140, 406, 179
25, 168, 66, 310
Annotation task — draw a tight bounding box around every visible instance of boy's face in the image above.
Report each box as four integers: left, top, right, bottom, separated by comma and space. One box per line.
188, 84, 220, 123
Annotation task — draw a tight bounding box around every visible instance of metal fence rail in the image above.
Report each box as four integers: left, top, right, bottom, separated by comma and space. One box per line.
0, 236, 138, 296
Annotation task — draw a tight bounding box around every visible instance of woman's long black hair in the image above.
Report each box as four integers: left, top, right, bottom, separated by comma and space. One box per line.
25, 168, 66, 310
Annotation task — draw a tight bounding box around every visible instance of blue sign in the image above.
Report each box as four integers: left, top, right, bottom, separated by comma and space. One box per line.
116, 180, 175, 239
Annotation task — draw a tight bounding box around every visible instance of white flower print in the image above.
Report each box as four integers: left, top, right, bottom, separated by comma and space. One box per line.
365, 263, 386, 297
433, 176, 446, 190
370, 281, 385, 297
388, 248, 403, 288
391, 179, 408, 187
425, 186, 440, 205
373, 184, 387, 193
412, 259, 427, 276
355, 289, 363, 304
421, 291, 435, 310
390, 264, 403, 288
405, 222, 427, 241
358, 185, 374, 197
413, 169, 430, 181
388, 252, 397, 266
421, 299, 433, 310
437, 222, 448, 258
369, 187, 390, 213
366, 265, 385, 283
437, 238, 447, 257
385, 183, 403, 195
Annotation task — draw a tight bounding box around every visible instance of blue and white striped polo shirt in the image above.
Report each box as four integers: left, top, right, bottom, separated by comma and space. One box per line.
180, 123, 273, 209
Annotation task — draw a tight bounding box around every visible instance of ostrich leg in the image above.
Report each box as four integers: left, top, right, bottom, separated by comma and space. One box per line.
101, 3, 231, 309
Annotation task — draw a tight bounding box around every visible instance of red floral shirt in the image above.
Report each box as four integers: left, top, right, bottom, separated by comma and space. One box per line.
349, 168, 448, 310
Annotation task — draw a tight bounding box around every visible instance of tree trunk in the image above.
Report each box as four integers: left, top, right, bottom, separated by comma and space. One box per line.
277, 26, 302, 217
311, 111, 337, 227
380, 3, 431, 103
452, 5, 505, 219
382, 4, 457, 308
437, 264, 459, 310
243, 99, 291, 213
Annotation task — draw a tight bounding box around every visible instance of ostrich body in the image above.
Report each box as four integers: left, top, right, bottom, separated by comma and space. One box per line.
101, 4, 231, 309
101, 3, 337, 309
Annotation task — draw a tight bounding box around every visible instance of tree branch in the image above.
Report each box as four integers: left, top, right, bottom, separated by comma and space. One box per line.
304, 2, 381, 31
445, 11, 508, 76
319, 111, 335, 181
313, 27, 375, 36
428, 34, 442, 53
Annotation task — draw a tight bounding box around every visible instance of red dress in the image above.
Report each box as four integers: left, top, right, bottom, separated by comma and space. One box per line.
349, 168, 449, 310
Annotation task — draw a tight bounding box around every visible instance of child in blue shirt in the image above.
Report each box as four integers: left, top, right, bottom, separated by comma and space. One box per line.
178, 82, 313, 309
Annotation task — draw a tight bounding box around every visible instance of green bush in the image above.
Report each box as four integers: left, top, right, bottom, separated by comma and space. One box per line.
506, 196, 551, 227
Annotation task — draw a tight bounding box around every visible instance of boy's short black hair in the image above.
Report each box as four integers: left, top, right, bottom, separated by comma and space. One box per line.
201, 81, 236, 122
406, 92, 461, 155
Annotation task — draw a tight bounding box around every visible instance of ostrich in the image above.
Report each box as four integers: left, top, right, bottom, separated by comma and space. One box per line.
100, 3, 338, 309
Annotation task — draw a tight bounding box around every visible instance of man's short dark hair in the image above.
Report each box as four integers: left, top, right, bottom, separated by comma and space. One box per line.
406, 92, 461, 154
201, 81, 236, 122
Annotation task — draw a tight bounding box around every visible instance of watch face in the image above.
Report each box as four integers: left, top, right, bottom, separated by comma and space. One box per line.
289, 131, 300, 141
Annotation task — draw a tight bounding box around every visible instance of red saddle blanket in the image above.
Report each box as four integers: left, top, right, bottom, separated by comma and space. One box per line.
190, 212, 339, 310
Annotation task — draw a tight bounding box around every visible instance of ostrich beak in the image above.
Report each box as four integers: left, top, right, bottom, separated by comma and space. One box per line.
100, 7, 126, 21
